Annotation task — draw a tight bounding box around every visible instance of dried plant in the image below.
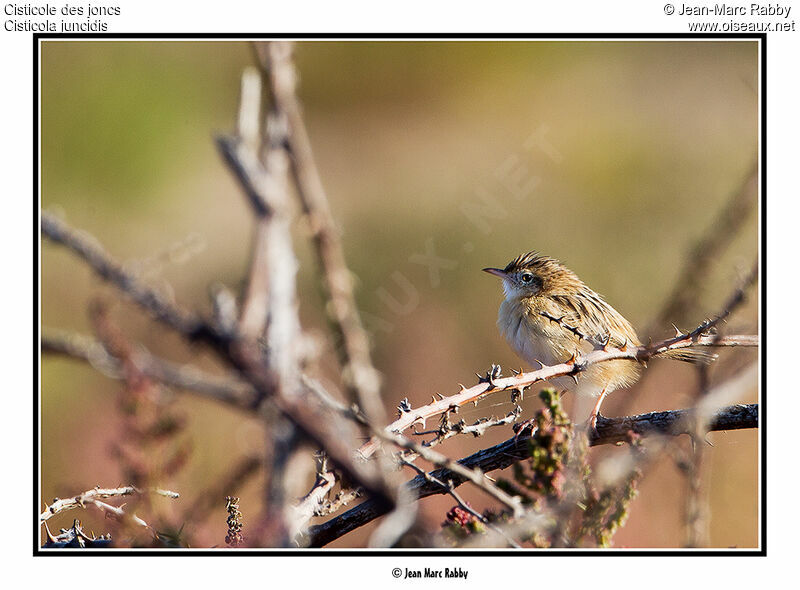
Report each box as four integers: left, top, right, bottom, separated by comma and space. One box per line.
40, 41, 759, 549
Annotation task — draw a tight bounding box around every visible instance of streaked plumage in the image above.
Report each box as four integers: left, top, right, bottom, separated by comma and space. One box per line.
484, 252, 713, 423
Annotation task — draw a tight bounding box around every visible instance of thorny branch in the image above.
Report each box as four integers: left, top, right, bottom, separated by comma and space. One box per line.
306, 402, 757, 547
40, 486, 179, 540
42, 520, 113, 548
41, 327, 757, 419
41, 41, 760, 548
380, 426, 524, 518
40, 486, 180, 522
42, 316, 757, 540
294, 270, 758, 536
399, 457, 522, 548
216, 62, 304, 545
253, 41, 405, 545
253, 42, 384, 426
618, 256, 758, 419
41, 212, 396, 518
357, 331, 757, 460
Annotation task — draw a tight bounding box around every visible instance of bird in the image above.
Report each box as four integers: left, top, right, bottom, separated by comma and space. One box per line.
483, 251, 714, 429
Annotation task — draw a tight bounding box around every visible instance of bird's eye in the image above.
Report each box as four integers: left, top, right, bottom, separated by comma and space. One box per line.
520, 273, 533, 283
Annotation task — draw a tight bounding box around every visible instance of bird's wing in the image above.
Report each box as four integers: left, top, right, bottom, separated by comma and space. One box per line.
547, 289, 641, 349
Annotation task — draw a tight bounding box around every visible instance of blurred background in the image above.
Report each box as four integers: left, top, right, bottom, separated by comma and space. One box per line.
40, 40, 759, 548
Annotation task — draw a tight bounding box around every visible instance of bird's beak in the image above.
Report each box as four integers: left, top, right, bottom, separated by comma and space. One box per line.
482, 267, 507, 278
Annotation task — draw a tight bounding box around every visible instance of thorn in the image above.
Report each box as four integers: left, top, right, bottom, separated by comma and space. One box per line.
431, 396, 437, 404
43, 522, 58, 544
672, 323, 683, 337
619, 338, 628, 352
569, 374, 579, 385
511, 367, 520, 376
435, 392, 445, 400
75, 523, 94, 542
458, 383, 467, 392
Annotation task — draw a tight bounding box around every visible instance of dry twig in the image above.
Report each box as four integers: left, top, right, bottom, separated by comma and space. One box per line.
254, 41, 383, 424
357, 329, 757, 459
650, 161, 758, 332
41, 211, 395, 516
41, 212, 205, 338
41, 328, 256, 407
41, 486, 179, 541
307, 402, 757, 546
41, 44, 759, 549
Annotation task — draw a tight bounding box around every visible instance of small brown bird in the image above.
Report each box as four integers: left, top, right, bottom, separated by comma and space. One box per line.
483, 251, 713, 428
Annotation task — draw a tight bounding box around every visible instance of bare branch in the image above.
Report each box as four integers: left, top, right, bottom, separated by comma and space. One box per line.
215, 67, 296, 342
379, 428, 525, 519
650, 161, 758, 332
255, 41, 383, 424
358, 329, 758, 459
620, 259, 759, 417
400, 457, 522, 548
41, 214, 393, 514
42, 520, 113, 548
41, 323, 388, 518
307, 403, 757, 547
702, 259, 759, 332
288, 470, 336, 541
42, 328, 256, 408
229, 339, 395, 511
41, 212, 206, 338
41, 486, 179, 540
41, 45, 760, 551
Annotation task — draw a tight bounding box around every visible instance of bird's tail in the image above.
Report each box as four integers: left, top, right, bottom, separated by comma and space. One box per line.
657, 348, 718, 365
